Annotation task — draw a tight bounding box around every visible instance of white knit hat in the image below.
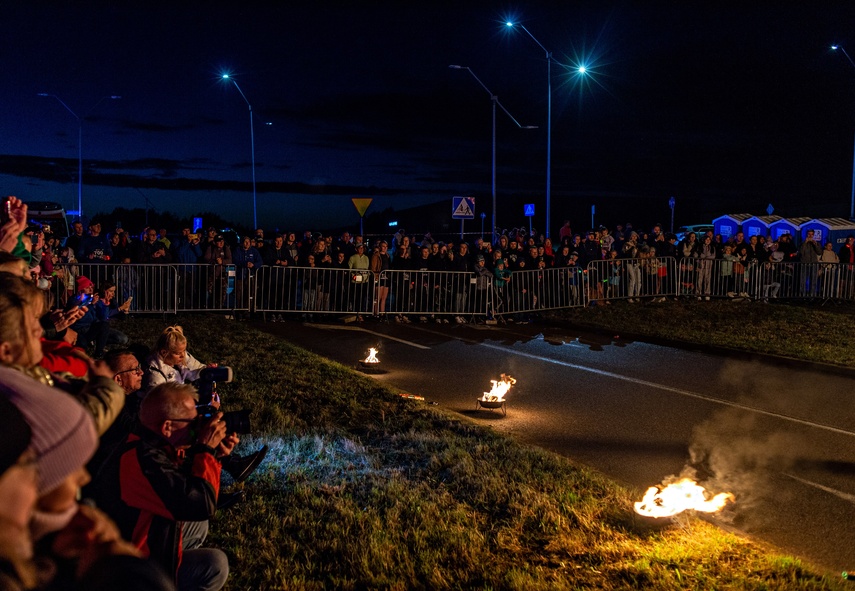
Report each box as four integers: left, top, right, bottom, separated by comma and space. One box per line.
0, 366, 97, 494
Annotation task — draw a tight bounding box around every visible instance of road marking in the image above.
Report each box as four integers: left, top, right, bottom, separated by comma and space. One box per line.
783, 473, 855, 503
307, 323, 430, 349
480, 343, 855, 438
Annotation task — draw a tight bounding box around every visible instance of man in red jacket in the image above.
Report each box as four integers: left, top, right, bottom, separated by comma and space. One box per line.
113, 382, 231, 590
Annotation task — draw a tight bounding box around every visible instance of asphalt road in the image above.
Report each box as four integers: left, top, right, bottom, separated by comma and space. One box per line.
258, 316, 855, 574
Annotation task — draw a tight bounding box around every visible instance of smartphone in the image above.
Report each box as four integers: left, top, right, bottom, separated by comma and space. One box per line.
76, 293, 94, 307
0, 196, 11, 225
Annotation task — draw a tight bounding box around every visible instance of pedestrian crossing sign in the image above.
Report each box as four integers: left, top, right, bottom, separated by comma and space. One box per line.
524, 203, 535, 217
452, 196, 475, 219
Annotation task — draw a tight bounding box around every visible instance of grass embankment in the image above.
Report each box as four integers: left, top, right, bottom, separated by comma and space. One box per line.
121, 314, 847, 590
554, 299, 855, 367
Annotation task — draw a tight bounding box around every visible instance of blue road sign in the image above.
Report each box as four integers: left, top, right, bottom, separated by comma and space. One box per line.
524, 203, 535, 217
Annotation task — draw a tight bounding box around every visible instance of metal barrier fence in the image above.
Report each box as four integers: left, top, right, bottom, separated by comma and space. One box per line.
673, 258, 849, 301
584, 257, 678, 303
49, 258, 855, 318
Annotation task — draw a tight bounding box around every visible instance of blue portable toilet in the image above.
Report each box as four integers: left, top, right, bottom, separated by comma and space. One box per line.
712, 213, 752, 241
741, 215, 782, 239
769, 217, 810, 241
800, 218, 855, 247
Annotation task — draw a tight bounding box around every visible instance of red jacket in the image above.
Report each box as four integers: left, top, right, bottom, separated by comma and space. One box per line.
111, 428, 221, 578
39, 338, 89, 377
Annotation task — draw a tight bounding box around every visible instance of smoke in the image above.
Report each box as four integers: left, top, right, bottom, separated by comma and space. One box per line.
680, 360, 817, 518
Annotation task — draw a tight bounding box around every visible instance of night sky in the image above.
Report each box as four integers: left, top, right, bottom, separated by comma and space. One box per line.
3, 2, 855, 235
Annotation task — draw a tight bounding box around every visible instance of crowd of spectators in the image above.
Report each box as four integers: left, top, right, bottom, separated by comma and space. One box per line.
0, 197, 274, 590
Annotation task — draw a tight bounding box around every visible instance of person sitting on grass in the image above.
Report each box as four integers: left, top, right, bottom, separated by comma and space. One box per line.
106, 382, 231, 591
95, 280, 131, 356
143, 325, 268, 485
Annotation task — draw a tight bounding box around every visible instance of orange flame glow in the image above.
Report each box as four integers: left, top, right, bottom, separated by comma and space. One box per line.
364, 348, 380, 364
634, 477, 734, 518
480, 374, 516, 402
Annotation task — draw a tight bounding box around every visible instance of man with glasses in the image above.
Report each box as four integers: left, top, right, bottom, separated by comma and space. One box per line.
109, 382, 231, 591
85, 350, 147, 500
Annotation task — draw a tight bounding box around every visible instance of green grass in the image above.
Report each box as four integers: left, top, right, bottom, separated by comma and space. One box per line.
118, 313, 848, 590
553, 299, 855, 367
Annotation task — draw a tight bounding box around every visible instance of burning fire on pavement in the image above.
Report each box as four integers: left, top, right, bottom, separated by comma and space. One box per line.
480, 374, 516, 402
363, 348, 380, 364
634, 477, 734, 519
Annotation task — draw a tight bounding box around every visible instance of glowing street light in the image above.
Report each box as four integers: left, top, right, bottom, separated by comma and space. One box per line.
450, 65, 537, 244
37, 93, 121, 220
506, 20, 587, 238
831, 44, 855, 219
222, 74, 258, 229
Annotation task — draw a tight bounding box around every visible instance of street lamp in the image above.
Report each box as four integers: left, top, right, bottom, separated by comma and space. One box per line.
222, 74, 257, 230
831, 45, 855, 220
37, 93, 121, 220
505, 20, 587, 238
449, 65, 538, 245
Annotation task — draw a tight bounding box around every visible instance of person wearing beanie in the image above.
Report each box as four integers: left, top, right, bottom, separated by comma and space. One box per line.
0, 366, 177, 591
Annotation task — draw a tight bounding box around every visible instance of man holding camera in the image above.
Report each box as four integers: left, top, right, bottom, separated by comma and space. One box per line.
111, 382, 231, 591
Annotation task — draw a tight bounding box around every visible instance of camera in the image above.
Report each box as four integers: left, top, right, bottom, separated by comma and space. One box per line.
192, 366, 252, 435
196, 405, 252, 435
194, 366, 233, 405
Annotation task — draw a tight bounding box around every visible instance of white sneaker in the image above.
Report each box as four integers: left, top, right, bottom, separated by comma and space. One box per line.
704, 296, 710, 301
739, 292, 749, 298
727, 292, 735, 298
402, 316, 411, 324
455, 316, 464, 324
394, 315, 402, 323
419, 316, 428, 323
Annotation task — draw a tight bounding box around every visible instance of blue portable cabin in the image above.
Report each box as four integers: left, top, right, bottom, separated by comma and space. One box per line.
769, 217, 810, 241
740, 215, 781, 239
712, 213, 752, 241
800, 218, 855, 247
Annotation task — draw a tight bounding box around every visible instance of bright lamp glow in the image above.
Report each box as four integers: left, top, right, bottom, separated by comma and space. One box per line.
832, 45, 839, 50
578, 66, 587, 74
222, 74, 230, 79
506, 21, 514, 27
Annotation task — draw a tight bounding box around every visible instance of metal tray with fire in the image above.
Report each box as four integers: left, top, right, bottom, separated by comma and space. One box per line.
475, 374, 515, 416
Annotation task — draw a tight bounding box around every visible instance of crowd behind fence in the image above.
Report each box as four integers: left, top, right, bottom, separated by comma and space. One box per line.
50, 258, 855, 319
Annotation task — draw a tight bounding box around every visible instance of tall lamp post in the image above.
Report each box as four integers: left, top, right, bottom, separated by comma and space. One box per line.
37, 93, 121, 220
506, 21, 586, 238
450, 65, 537, 245
222, 74, 257, 230
831, 45, 855, 220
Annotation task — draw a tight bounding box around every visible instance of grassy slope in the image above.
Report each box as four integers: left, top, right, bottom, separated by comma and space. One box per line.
120, 314, 847, 590
552, 300, 855, 367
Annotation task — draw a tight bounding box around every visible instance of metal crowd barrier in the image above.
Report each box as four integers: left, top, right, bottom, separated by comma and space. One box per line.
584, 257, 678, 303
674, 258, 846, 301
47, 258, 853, 318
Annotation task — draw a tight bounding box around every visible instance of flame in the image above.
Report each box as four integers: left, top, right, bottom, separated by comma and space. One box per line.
634, 477, 734, 518
480, 374, 516, 402
364, 348, 380, 364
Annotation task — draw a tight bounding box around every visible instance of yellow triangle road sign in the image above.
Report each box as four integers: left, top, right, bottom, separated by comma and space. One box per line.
352, 198, 373, 217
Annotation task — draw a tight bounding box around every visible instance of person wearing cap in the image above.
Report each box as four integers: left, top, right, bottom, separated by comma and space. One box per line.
67, 275, 110, 357
348, 242, 370, 321
203, 235, 233, 308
